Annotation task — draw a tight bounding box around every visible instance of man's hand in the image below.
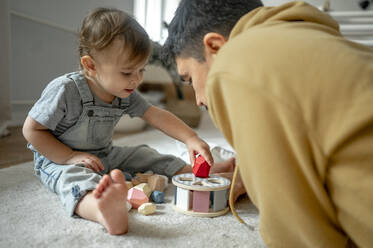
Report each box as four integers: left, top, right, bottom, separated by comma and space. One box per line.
65, 151, 104, 173
185, 135, 214, 166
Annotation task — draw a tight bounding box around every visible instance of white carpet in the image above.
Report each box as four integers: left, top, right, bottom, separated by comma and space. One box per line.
0, 112, 264, 248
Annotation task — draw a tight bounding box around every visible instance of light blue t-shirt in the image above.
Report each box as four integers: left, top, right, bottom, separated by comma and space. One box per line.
29, 71, 151, 137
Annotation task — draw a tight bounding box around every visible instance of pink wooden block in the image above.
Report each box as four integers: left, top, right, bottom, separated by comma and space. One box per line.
192, 191, 210, 213
127, 188, 149, 209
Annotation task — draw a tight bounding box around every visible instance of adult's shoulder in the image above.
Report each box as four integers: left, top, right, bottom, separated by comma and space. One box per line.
210, 28, 272, 79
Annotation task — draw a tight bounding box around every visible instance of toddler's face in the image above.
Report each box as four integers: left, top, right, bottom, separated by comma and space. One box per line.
92, 39, 148, 102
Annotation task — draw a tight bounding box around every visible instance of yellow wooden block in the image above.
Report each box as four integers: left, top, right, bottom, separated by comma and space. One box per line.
138, 202, 156, 215
148, 174, 168, 192
134, 183, 152, 198
136, 172, 153, 183
131, 177, 141, 186
125, 181, 133, 189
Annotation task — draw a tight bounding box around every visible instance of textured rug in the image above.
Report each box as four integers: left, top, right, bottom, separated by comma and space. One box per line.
0, 113, 264, 248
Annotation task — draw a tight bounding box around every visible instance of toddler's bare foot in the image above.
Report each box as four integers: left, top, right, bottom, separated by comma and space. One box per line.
93, 174, 111, 198
94, 169, 128, 235
210, 157, 235, 174
215, 171, 246, 203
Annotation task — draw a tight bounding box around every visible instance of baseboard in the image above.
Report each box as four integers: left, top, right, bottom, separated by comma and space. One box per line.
0, 122, 10, 137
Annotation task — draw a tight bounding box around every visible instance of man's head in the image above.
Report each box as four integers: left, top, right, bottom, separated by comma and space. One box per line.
162, 0, 263, 106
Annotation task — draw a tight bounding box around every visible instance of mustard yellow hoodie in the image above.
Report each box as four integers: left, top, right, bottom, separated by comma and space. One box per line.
207, 1, 373, 247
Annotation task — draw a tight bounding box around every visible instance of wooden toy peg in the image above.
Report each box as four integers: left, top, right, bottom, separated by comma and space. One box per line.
150, 190, 164, 203
148, 174, 168, 192
134, 183, 152, 198
127, 188, 149, 209
138, 202, 156, 215
136, 172, 153, 183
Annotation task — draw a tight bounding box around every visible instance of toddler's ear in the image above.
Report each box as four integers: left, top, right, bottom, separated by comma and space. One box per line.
80, 55, 96, 76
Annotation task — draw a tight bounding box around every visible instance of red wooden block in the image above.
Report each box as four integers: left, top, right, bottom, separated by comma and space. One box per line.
193, 155, 210, 178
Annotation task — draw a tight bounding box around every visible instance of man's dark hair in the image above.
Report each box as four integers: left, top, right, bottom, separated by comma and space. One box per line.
162, 0, 263, 63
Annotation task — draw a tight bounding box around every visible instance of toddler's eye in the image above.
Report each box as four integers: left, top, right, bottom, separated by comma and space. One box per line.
121, 72, 132, 76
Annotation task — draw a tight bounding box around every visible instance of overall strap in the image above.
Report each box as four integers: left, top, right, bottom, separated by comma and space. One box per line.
119, 96, 130, 109
68, 72, 94, 106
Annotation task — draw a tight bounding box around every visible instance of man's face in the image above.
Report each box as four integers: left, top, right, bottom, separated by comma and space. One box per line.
176, 57, 211, 107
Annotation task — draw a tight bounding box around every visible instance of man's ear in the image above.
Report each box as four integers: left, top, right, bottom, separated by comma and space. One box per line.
203, 32, 227, 55
80, 55, 96, 77
203, 32, 227, 64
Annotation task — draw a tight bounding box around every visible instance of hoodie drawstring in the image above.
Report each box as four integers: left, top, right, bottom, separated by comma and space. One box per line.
229, 166, 244, 223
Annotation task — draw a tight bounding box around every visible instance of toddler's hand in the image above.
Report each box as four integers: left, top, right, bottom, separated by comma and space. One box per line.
64, 151, 104, 172
185, 135, 213, 166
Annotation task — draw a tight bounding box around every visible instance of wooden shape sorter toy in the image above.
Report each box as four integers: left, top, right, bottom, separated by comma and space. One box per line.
172, 173, 231, 217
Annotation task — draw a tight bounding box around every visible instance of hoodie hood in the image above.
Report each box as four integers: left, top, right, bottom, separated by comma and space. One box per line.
230, 1, 339, 39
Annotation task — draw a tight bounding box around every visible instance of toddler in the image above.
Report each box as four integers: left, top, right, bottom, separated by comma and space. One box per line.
23, 8, 234, 235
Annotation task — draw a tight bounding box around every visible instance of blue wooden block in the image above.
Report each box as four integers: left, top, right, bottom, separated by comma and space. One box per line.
122, 171, 132, 181
213, 189, 228, 212
151, 190, 164, 203
210, 191, 214, 206
174, 186, 177, 204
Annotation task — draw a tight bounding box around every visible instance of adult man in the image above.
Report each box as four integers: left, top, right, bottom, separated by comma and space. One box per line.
162, 0, 373, 247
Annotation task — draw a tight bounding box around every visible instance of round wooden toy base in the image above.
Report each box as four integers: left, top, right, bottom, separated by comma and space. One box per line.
172, 204, 230, 217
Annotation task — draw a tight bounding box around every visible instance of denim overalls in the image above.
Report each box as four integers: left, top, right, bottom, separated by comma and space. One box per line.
31, 72, 185, 216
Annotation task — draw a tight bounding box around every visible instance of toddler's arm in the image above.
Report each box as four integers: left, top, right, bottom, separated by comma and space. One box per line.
142, 105, 213, 166
23, 116, 104, 172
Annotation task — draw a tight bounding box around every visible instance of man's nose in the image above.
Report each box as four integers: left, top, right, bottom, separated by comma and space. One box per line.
196, 95, 203, 107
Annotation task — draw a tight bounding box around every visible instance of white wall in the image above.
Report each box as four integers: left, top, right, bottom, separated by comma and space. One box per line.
9, 0, 134, 124
261, 1, 373, 46
262, 0, 362, 10
0, 0, 12, 129
9, 0, 367, 125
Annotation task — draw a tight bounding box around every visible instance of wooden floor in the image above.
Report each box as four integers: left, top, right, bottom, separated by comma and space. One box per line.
0, 127, 140, 169
0, 127, 32, 169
